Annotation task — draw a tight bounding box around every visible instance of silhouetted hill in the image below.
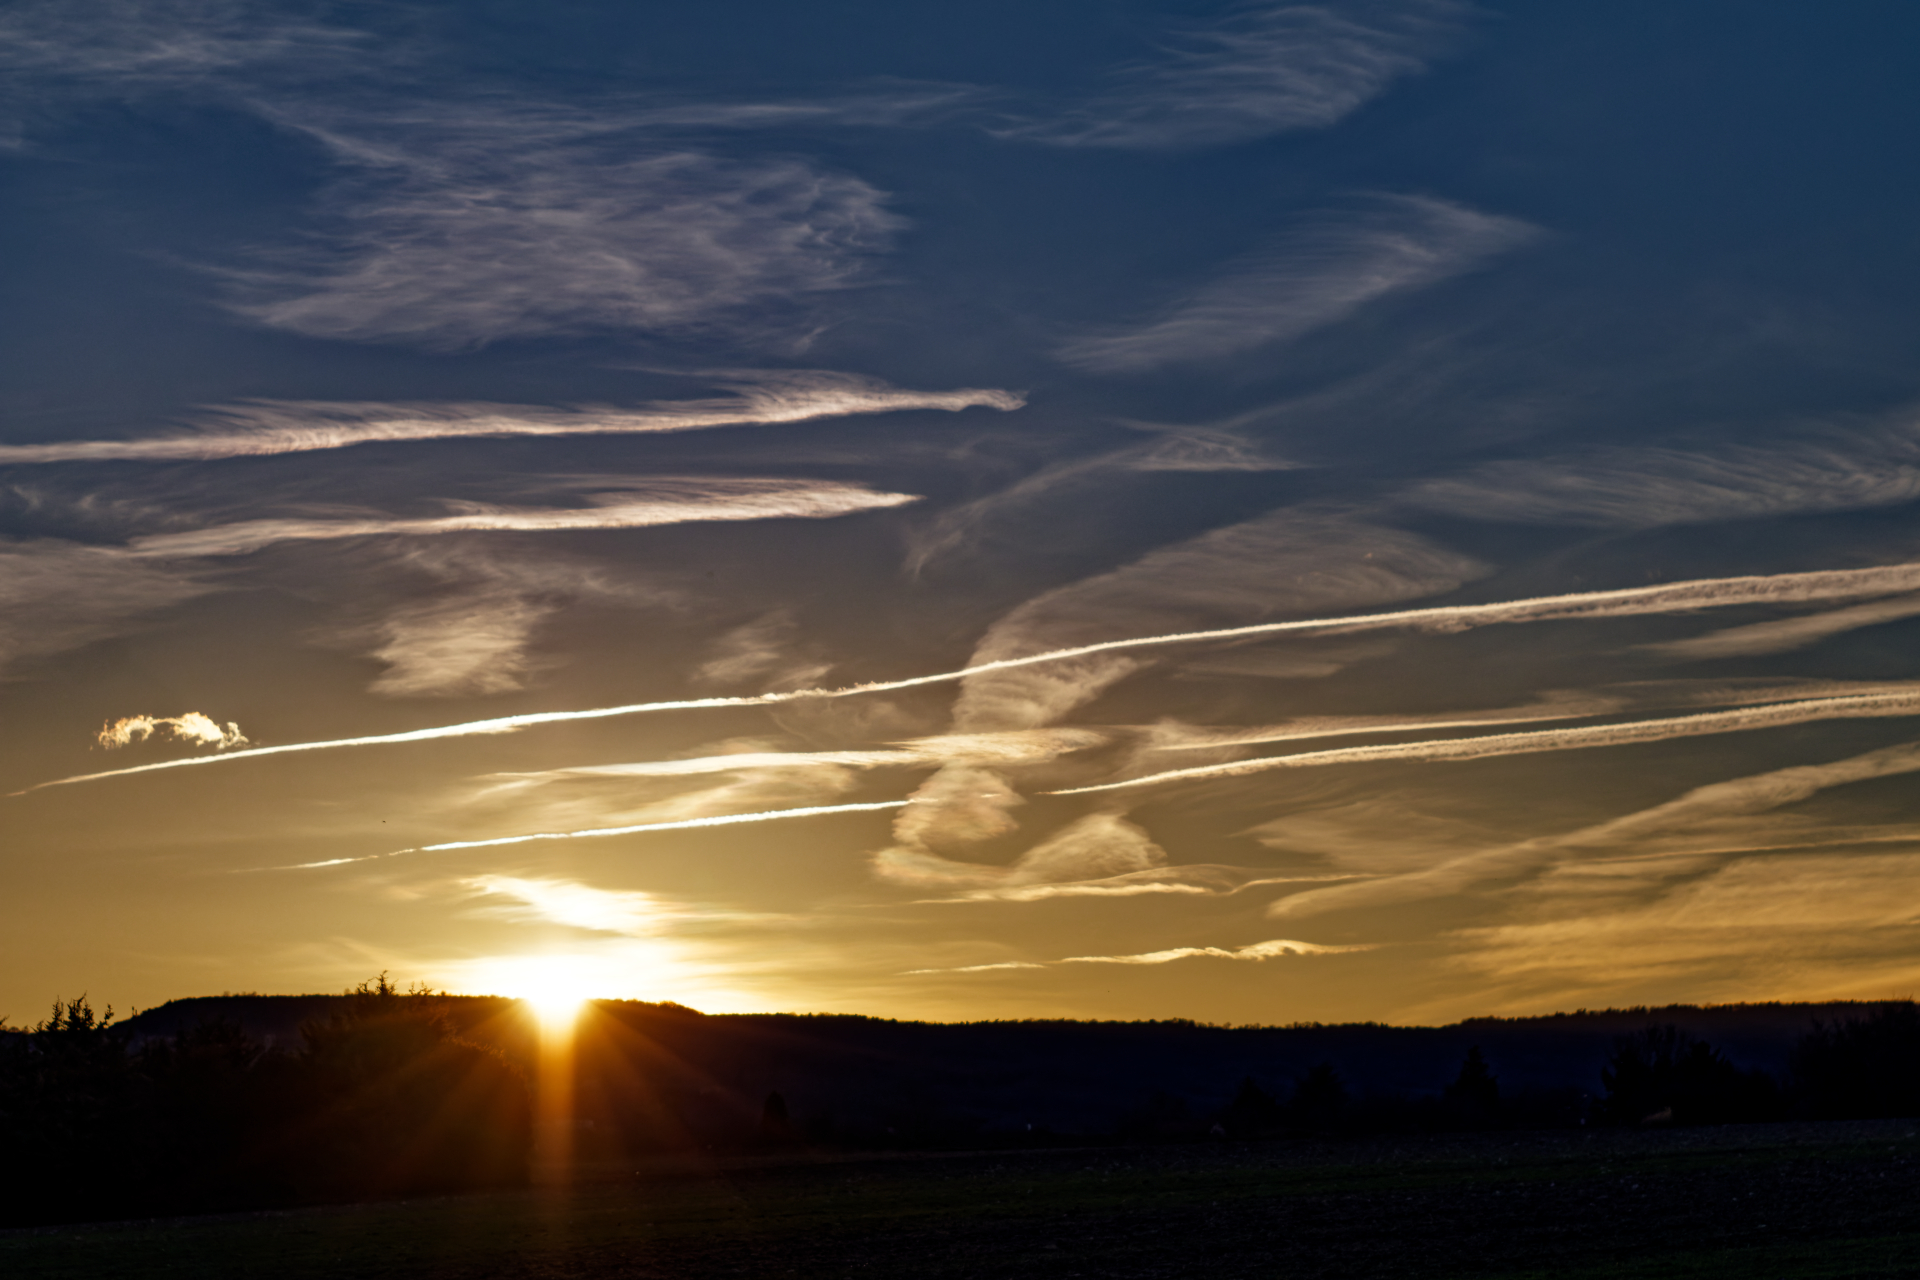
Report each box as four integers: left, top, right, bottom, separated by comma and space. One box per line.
114, 996, 1901, 1148
121, 993, 520, 1052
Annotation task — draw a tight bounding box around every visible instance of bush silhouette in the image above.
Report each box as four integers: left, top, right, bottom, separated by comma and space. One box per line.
287, 976, 531, 1197
0, 978, 532, 1226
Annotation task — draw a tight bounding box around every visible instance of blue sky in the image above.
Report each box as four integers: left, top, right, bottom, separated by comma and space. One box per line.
6, 0, 1920, 1024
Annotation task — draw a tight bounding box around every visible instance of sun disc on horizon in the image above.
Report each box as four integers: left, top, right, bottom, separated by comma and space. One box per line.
491, 955, 599, 1030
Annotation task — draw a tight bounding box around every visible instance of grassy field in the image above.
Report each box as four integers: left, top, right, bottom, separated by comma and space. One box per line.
7, 1120, 1918, 1278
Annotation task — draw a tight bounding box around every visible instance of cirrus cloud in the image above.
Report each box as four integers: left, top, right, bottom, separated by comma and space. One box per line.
1003, 0, 1474, 151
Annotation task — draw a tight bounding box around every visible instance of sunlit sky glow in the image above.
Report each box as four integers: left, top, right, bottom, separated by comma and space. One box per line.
6, 0, 1920, 1026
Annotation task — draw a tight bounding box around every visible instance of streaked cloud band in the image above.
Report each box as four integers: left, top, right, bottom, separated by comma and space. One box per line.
20, 559, 1920, 795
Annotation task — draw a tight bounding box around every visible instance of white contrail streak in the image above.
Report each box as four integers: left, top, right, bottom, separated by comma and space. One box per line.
264, 799, 913, 870
1155, 680, 1920, 752
1155, 708, 1610, 751
1049, 690, 1920, 795
17, 561, 1920, 796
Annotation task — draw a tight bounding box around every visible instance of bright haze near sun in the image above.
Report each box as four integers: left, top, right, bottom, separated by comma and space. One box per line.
6, 0, 1920, 1026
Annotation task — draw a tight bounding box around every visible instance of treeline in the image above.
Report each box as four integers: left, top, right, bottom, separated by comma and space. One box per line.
1134, 1007, 1920, 1141
1073, 1007, 1919, 1143
0, 978, 529, 1227
3, 989, 1917, 1227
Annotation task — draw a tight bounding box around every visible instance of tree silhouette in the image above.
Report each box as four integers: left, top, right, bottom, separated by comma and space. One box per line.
1220, 1076, 1286, 1138
1792, 1003, 1920, 1118
1292, 1061, 1348, 1132
1444, 1046, 1500, 1125
1599, 1025, 1775, 1125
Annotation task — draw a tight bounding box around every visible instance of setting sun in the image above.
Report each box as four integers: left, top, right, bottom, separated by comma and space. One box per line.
472, 955, 601, 1028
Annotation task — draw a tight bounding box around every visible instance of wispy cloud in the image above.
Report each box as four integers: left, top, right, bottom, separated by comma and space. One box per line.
903, 428, 1308, 580
121, 480, 921, 559
362, 591, 555, 700
526, 748, 928, 780
874, 811, 1168, 890
1642, 594, 1920, 661
1058, 196, 1535, 372
507, 728, 1106, 783
222, 102, 906, 347
608, 86, 988, 133
1152, 694, 1621, 752
1402, 416, 1920, 529
320, 537, 682, 700
1056, 687, 1920, 798
1117, 422, 1308, 473
270, 799, 913, 871
462, 875, 680, 936
951, 511, 1489, 733
692, 611, 831, 692
1061, 937, 1375, 965
477, 730, 1109, 883
0, 480, 913, 695
25, 560, 1920, 794
0, 5, 959, 347
909, 935, 1372, 974
945, 869, 1357, 905
0, 541, 212, 678
903, 448, 1135, 578
1003, 0, 1472, 150
97, 711, 248, 751
1441, 850, 1920, 1012
878, 805, 1348, 902
0, 0, 367, 98
0, 376, 1023, 465
1267, 738, 1920, 921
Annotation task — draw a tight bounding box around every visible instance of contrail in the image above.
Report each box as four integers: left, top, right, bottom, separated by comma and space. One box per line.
1154, 679, 1920, 752
17, 560, 1920, 796
261, 799, 914, 870
1049, 689, 1920, 795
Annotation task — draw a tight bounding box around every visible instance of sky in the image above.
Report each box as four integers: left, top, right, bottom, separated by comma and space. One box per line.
6, 0, 1920, 1027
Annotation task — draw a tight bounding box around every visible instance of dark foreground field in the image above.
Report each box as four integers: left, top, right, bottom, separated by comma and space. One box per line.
8, 1121, 1918, 1279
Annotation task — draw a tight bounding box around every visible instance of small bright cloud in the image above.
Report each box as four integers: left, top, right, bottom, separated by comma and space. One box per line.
97, 712, 249, 751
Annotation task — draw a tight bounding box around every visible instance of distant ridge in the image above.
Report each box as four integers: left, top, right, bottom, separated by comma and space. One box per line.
111, 996, 1908, 1125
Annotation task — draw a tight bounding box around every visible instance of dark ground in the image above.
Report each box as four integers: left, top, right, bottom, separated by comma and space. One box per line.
7, 1120, 1918, 1279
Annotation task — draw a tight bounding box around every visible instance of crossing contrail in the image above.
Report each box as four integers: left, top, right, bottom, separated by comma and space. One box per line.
17, 559, 1920, 796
